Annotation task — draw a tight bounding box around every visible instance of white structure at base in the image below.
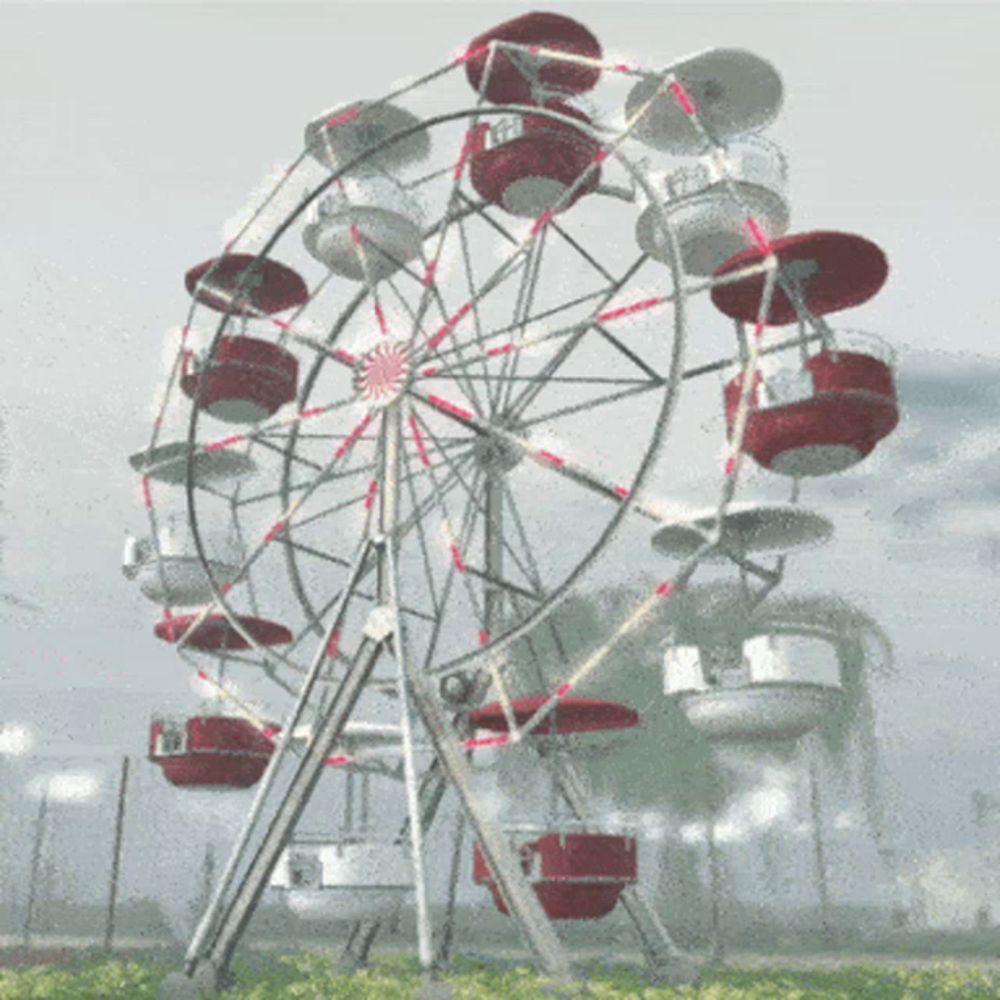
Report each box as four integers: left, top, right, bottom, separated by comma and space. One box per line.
271, 840, 414, 922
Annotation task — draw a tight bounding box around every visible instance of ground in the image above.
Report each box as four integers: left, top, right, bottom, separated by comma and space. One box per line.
2, 952, 1000, 999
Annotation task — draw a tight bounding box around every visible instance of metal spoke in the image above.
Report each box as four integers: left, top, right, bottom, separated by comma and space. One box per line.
417, 463, 486, 673
408, 387, 672, 523
423, 285, 613, 373
592, 321, 664, 381
519, 381, 663, 430
502, 252, 650, 422
420, 371, 653, 387
237, 461, 380, 508
410, 409, 540, 594
399, 419, 445, 621
282, 451, 476, 655
496, 222, 549, 417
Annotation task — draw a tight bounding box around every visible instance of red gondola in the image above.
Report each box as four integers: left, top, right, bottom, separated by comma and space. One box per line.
153, 612, 293, 651
724, 335, 899, 476
473, 832, 637, 920
711, 231, 888, 326
180, 336, 298, 424
184, 254, 309, 317
468, 102, 601, 218
148, 716, 275, 789
469, 695, 639, 736
464, 12, 603, 105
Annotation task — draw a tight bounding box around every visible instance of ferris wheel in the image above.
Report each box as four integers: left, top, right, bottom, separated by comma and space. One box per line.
123, 11, 897, 995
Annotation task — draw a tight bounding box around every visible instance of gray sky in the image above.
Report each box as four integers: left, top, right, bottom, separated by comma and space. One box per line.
1, 0, 998, 926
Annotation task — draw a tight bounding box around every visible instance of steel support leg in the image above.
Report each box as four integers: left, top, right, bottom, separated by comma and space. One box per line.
408, 672, 574, 985
180, 637, 384, 990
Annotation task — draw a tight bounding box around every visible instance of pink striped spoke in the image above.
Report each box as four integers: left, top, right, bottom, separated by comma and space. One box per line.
449, 543, 466, 574
517, 577, 683, 740
530, 209, 554, 237
325, 630, 342, 659
745, 217, 771, 254
203, 433, 246, 453
451, 43, 488, 66
141, 476, 153, 510
363, 478, 379, 510
409, 414, 432, 467
426, 394, 474, 422
668, 79, 696, 116
264, 519, 287, 543
535, 449, 565, 468
335, 413, 374, 459
373, 301, 388, 336
425, 301, 473, 353
597, 296, 667, 323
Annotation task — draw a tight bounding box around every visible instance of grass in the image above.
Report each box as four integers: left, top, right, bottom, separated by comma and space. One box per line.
1, 953, 1000, 999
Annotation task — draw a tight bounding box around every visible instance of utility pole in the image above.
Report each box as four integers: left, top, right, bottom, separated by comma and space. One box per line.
104, 756, 131, 951
22, 792, 49, 949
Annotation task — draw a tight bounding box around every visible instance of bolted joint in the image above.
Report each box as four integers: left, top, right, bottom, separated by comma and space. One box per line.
363, 605, 397, 643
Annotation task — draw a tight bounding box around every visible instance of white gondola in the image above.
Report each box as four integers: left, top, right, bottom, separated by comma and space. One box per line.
625, 48, 783, 155
128, 440, 257, 488
122, 520, 239, 606
304, 100, 431, 175
302, 175, 424, 282
651, 500, 833, 561
665, 633, 842, 743
272, 720, 412, 921
271, 839, 414, 922
635, 136, 789, 275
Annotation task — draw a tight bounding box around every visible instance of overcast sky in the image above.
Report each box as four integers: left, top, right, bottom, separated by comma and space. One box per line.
1, 0, 998, 927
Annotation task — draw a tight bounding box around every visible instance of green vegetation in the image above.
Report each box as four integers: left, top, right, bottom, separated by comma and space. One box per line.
2, 954, 1000, 999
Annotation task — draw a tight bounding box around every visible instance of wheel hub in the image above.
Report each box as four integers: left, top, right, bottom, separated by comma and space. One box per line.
472, 422, 524, 473
354, 340, 412, 406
